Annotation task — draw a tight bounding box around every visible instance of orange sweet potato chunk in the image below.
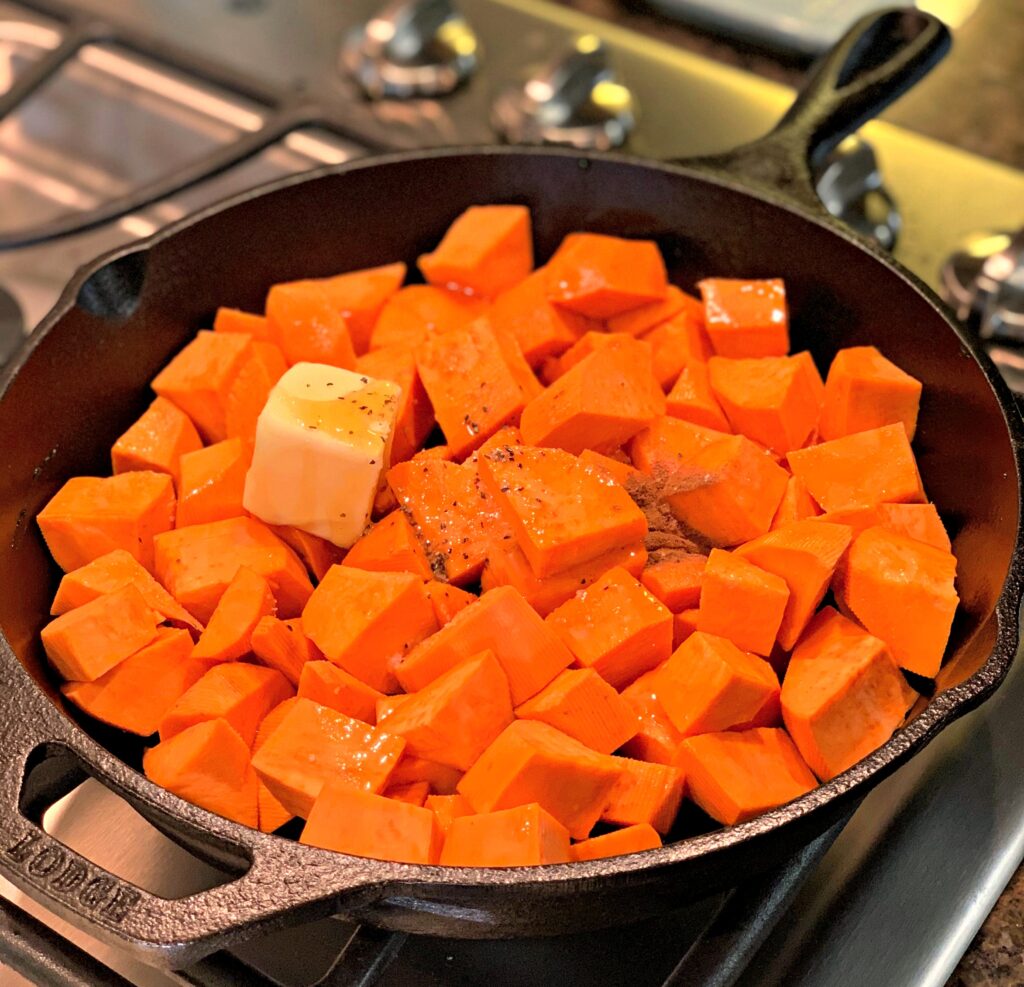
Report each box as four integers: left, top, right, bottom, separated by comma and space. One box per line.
112, 396, 202, 487
423, 581, 476, 627
478, 445, 647, 579
696, 549, 789, 656
397, 586, 573, 705
457, 719, 622, 839
656, 631, 780, 737
640, 555, 707, 613
301, 565, 437, 693
628, 415, 729, 476
516, 667, 639, 754
51, 548, 202, 636
152, 330, 254, 442
269, 525, 346, 583
519, 338, 665, 455
440, 803, 570, 866
191, 566, 276, 664
601, 757, 685, 834
676, 727, 817, 825
62, 627, 205, 736
771, 475, 821, 529
820, 345, 922, 441
144, 718, 259, 828
666, 358, 731, 431
214, 307, 271, 340
356, 345, 435, 465
833, 526, 959, 677
265, 281, 356, 369
699, 278, 789, 358
154, 516, 313, 624
607, 285, 690, 336
41, 584, 160, 682
619, 669, 685, 765
578, 449, 643, 488
301, 783, 443, 863
160, 662, 293, 747
426, 793, 475, 836
781, 607, 910, 780
814, 503, 950, 552
643, 316, 712, 391
419, 205, 533, 299
387, 753, 462, 795
224, 341, 288, 457
343, 510, 433, 580
370, 285, 485, 351
38, 471, 176, 573
176, 438, 248, 528
384, 651, 514, 771
251, 697, 405, 818
545, 233, 667, 319
571, 824, 662, 861
547, 566, 673, 689
297, 660, 383, 723
707, 353, 824, 454
787, 423, 925, 512
250, 616, 321, 686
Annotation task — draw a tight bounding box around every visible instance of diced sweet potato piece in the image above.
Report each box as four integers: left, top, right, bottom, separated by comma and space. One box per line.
356, 345, 435, 464
251, 697, 405, 817
301, 783, 442, 863
673, 608, 700, 648
571, 823, 661, 860
820, 345, 922, 441
61, 627, 204, 735
553, 330, 628, 379
699, 278, 788, 358
177, 438, 248, 530
478, 446, 647, 579
298, 660, 383, 723
250, 616, 321, 685
415, 320, 534, 459
385, 780, 431, 806
258, 782, 293, 834
781, 607, 909, 780
426, 793, 475, 836
440, 803, 570, 866
397, 586, 573, 704
458, 719, 621, 839
269, 525, 346, 583
282, 262, 406, 355
545, 233, 667, 318
302, 566, 437, 693
640, 555, 707, 612
423, 581, 476, 626
519, 338, 665, 454
370, 285, 485, 351
42, 584, 160, 682
833, 526, 958, 677
516, 668, 639, 754
547, 566, 673, 689
677, 727, 816, 825
154, 516, 313, 623
252, 697, 299, 752
419, 205, 533, 298
265, 281, 356, 369
578, 449, 643, 488
601, 758, 685, 834
662, 435, 789, 547
787, 423, 925, 512
815, 503, 950, 552
152, 330, 254, 442
112, 396, 202, 487
619, 670, 685, 765
343, 510, 432, 580
666, 359, 731, 431
487, 267, 598, 366
707, 353, 824, 454
160, 662, 293, 747
384, 651, 514, 771
607, 285, 691, 336
144, 718, 259, 828
771, 475, 821, 529
643, 315, 712, 390
214, 307, 271, 340
38, 472, 176, 573
628, 415, 729, 476
387, 457, 509, 586
656, 631, 780, 737
51, 549, 202, 636
696, 549, 789, 656
481, 539, 647, 618
387, 754, 462, 795
191, 567, 276, 663
224, 341, 288, 457
734, 520, 852, 649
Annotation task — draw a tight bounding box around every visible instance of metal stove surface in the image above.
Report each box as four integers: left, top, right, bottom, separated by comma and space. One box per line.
1, 2, 1023, 985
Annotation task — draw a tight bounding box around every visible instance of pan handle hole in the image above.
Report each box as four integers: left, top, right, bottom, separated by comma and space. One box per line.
76, 250, 148, 322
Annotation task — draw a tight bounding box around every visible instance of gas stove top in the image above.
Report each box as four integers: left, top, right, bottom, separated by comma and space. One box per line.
1, 2, 1023, 986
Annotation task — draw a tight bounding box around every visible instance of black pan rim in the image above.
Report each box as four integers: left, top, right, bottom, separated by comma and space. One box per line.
2, 143, 1022, 891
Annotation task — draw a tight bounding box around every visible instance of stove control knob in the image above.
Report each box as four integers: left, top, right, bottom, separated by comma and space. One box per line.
940, 229, 1024, 345
491, 35, 635, 151
343, 0, 478, 99
813, 136, 900, 251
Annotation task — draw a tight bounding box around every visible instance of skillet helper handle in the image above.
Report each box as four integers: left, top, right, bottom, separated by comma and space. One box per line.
694, 8, 951, 214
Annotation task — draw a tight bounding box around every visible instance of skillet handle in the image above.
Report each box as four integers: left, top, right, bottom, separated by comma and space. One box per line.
692, 8, 950, 214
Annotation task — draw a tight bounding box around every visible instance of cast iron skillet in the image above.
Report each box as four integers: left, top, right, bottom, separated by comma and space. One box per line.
0, 7, 1020, 971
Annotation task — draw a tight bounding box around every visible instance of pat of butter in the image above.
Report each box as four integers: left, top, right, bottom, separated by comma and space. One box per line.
242, 362, 402, 548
